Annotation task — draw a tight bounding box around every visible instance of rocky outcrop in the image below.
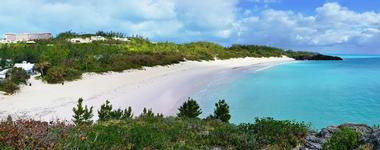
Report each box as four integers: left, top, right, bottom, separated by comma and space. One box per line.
301, 124, 380, 150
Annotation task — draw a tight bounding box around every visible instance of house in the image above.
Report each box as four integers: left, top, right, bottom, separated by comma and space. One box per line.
14, 61, 35, 74
68, 38, 92, 43
68, 36, 106, 43
0, 69, 9, 80
112, 37, 129, 42
0, 38, 8, 44
91, 36, 106, 41
4, 33, 52, 43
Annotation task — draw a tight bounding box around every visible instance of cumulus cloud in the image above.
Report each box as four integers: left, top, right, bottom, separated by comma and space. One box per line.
237, 2, 380, 53
248, 0, 281, 4
0, 0, 238, 43
0, 1, 379, 53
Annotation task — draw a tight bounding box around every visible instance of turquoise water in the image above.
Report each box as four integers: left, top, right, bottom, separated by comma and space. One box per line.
195, 56, 380, 129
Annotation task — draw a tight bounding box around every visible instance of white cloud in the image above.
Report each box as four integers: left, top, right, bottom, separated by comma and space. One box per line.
0, 0, 238, 43
237, 2, 380, 53
249, 0, 281, 3
0, 1, 380, 53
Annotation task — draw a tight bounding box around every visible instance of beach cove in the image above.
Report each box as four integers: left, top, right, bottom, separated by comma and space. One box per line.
0, 57, 293, 121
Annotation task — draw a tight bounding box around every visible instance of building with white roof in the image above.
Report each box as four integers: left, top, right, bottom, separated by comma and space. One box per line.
68, 36, 108, 43
112, 37, 129, 42
14, 61, 35, 74
0, 69, 9, 80
68, 37, 92, 43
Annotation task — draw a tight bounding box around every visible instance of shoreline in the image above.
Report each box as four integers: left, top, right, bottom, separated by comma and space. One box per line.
0, 57, 294, 121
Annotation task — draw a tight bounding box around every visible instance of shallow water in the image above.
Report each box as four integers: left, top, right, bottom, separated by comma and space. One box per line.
194, 55, 380, 129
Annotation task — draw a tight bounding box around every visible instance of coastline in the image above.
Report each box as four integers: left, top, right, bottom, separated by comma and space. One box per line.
0, 57, 294, 121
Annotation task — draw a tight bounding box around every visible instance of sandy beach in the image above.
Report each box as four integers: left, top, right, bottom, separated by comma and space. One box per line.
0, 57, 294, 121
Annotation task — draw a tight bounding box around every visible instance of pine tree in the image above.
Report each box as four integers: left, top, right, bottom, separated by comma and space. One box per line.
98, 100, 113, 121
121, 106, 133, 119
72, 98, 93, 126
177, 97, 202, 118
211, 99, 231, 123
140, 107, 154, 118
110, 108, 123, 120
98, 100, 134, 121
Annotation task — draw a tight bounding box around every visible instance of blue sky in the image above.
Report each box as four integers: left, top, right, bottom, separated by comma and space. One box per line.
0, 0, 380, 54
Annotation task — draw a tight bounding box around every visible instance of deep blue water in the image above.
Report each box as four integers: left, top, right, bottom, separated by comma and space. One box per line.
195, 55, 380, 129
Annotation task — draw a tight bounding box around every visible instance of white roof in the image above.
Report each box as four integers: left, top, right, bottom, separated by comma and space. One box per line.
0, 69, 9, 75
14, 61, 34, 71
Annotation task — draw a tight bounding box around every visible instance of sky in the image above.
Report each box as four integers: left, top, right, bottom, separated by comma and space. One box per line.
0, 0, 380, 54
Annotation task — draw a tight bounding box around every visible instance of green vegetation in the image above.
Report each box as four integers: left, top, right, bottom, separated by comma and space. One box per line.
248, 117, 308, 149
0, 68, 30, 94
208, 99, 231, 123
177, 97, 202, 118
0, 98, 309, 149
72, 98, 94, 126
98, 100, 133, 121
0, 31, 338, 87
323, 128, 360, 150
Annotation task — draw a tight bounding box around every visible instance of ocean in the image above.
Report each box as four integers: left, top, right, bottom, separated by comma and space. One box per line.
194, 55, 380, 129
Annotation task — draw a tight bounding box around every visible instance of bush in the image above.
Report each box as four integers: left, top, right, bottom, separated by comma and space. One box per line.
239, 117, 308, 149
8, 67, 30, 85
98, 100, 134, 121
0, 79, 20, 94
0, 120, 72, 149
45, 66, 65, 83
209, 99, 231, 123
177, 98, 202, 119
98, 100, 113, 121
63, 67, 82, 81
139, 108, 155, 119
72, 98, 93, 126
0, 68, 30, 94
0, 98, 319, 149
322, 128, 359, 150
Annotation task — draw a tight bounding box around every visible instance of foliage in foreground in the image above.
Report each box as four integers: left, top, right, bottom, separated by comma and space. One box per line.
98, 100, 133, 122
0, 117, 308, 150
322, 127, 360, 150
72, 98, 93, 126
0, 98, 309, 149
208, 99, 231, 123
177, 97, 202, 118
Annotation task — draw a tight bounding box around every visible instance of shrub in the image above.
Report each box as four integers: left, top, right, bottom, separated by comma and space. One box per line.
45, 66, 65, 83
0, 68, 30, 94
209, 99, 231, 123
98, 100, 113, 121
8, 67, 30, 85
72, 98, 93, 126
0, 120, 72, 149
0, 79, 20, 94
98, 100, 133, 122
120, 107, 133, 119
177, 98, 202, 118
63, 67, 82, 81
139, 108, 155, 119
322, 128, 359, 150
34, 61, 50, 76
239, 117, 308, 149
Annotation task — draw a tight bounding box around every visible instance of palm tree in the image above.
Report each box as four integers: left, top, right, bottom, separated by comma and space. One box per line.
35, 61, 50, 76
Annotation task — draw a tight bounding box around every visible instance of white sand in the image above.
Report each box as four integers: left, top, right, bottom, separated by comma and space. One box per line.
0, 57, 294, 121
